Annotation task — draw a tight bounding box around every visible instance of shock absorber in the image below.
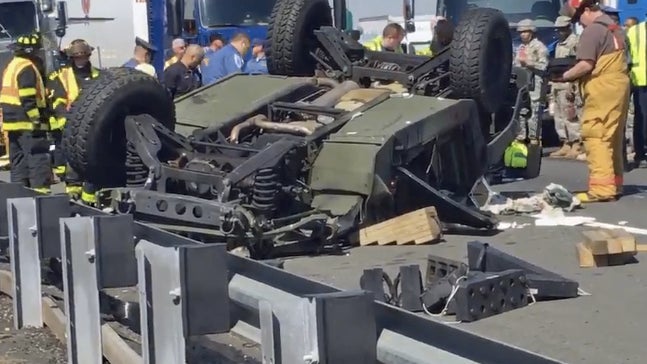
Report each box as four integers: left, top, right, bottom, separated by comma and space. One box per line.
252, 168, 280, 216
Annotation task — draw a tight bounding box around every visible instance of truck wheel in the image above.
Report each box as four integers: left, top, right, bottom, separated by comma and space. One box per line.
450, 8, 512, 113
267, 0, 333, 76
62, 67, 175, 187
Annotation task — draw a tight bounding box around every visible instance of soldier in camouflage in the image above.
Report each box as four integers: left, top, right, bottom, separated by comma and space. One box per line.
514, 19, 549, 141
549, 15, 584, 159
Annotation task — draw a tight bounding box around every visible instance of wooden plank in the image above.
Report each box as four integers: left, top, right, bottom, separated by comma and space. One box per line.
359, 206, 442, 246
0, 270, 142, 364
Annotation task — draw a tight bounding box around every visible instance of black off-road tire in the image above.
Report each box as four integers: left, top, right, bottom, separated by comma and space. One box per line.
266, 0, 333, 76
450, 8, 512, 113
62, 67, 175, 187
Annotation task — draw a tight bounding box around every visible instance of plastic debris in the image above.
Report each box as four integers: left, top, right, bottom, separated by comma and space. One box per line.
481, 183, 581, 216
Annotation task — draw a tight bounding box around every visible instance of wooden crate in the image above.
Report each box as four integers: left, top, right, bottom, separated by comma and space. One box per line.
359, 206, 442, 246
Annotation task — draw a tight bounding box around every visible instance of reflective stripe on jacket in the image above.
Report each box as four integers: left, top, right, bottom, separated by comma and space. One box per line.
164, 55, 178, 70
0, 56, 47, 131
48, 66, 100, 130
627, 21, 647, 86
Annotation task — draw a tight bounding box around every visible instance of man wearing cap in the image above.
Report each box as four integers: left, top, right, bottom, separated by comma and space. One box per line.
47, 39, 101, 204
556, 0, 630, 202
514, 19, 549, 142
164, 38, 186, 70
202, 32, 250, 85
0, 33, 52, 193
123, 37, 157, 78
243, 39, 268, 74
549, 16, 582, 159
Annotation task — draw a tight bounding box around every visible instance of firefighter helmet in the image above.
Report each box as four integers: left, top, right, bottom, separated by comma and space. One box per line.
11, 33, 42, 54
66, 39, 94, 57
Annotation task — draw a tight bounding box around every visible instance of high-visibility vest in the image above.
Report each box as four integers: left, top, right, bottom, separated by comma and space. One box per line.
0, 57, 47, 131
50, 66, 100, 130
627, 21, 647, 86
363, 36, 404, 53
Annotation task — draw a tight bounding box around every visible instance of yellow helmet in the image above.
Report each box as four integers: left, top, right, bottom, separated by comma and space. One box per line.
12, 33, 42, 53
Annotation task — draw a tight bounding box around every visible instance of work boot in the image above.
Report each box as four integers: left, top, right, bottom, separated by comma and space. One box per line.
565, 142, 583, 159
549, 142, 570, 158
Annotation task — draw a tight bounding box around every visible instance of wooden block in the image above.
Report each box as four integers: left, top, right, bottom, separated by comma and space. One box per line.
581, 229, 636, 255
359, 206, 442, 246
636, 244, 647, 253
576, 242, 636, 268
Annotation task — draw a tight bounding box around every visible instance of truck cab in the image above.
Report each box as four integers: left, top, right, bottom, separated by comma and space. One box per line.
0, 0, 63, 74
436, 0, 563, 55
178, 0, 275, 48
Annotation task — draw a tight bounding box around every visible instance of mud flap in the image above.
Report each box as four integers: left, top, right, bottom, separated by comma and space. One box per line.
396, 166, 498, 230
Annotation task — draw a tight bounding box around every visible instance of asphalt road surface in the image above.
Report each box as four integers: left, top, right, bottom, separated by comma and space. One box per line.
285, 158, 647, 364
1, 158, 646, 364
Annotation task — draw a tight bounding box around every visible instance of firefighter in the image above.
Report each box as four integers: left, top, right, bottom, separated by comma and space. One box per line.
556, 0, 630, 202
0, 33, 52, 193
47, 39, 101, 205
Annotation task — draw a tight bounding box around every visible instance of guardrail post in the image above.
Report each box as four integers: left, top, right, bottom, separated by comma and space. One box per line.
0, 183, 37, 254
231, 275, 377, 363
7, 195, 69, 329
60, 214, 137, 364
136, 240, 229, 364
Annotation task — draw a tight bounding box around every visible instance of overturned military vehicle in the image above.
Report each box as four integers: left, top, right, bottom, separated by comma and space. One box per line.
62, 0, 530, 257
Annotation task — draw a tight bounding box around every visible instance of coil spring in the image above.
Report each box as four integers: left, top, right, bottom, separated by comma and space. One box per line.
251, 168, 280, 215
125, 143, 148, 187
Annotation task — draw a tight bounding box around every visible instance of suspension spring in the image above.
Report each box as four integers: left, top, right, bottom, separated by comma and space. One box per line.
251, 168, 280, 216
125, 143, 148, 187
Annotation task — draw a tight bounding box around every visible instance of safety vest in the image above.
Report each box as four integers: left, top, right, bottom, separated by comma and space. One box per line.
50, 66, 100, 130
363, 36, 404, 53
60, 66, 100, 107
504, 141, 528, 169
627, 21, 647, 86
415, 47, 433, 56
0, 57, 47, 131
164, 55, 178, 70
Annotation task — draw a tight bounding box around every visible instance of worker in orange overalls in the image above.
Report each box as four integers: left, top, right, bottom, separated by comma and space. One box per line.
554, 0, 630, 202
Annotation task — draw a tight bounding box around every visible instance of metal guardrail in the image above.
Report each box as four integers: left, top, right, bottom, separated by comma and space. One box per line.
0, 182, 565, 364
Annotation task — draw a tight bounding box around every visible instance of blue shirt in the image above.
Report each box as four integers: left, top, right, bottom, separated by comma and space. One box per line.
201, 44, 244, 85
123, 58, 137, 68
244, 55, 268, 74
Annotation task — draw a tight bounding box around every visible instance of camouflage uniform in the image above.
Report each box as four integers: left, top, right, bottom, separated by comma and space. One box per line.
550, 22, 581, 158
513, 20, 549, 141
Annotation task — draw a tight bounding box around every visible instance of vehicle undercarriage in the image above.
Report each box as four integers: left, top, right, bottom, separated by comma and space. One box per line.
61, 0, 533, 258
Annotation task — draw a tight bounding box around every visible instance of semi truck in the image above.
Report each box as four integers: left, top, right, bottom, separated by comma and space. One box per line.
0, 0, 66, 74
59, 0, 355, 77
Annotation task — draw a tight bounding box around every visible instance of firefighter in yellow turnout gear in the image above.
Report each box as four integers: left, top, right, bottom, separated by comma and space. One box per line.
0, 33, 52, 193
559, 0, 630, 202
47, 39, 100, 205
